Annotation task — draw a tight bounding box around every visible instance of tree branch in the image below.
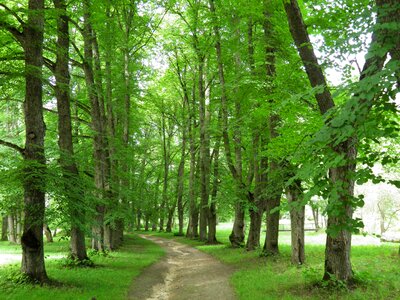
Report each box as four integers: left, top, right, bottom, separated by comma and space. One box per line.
0, 138, 25, 155
0, 20, 24, 45
43, 107, 91, 125
69, 57, 83, 69
67, 16, 84, 34
70, 40, 84, 63
0, 54, 24, 61
0, 4, 25, 25
43, 57, 55, 72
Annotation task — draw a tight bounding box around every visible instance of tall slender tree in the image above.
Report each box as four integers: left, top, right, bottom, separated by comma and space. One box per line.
53, 0, 88, 261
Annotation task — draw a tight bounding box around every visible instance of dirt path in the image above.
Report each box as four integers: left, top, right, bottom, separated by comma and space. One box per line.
127, 235, 236, 300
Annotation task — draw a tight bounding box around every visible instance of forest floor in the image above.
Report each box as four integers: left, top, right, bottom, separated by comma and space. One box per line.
128, 235, 236, 300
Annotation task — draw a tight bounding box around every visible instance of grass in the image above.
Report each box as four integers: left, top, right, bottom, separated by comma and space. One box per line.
146, 229, 400, 300
0, 234, 164, 300
1, 230, 398, 299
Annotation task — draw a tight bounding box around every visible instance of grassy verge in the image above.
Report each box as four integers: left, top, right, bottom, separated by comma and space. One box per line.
145, 230, 400, 299
0, 234, 164, 300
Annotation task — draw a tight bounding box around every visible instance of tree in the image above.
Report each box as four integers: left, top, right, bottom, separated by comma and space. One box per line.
21, 0, 48, 282
51, 0, 89, 261
284, 0, 399, 283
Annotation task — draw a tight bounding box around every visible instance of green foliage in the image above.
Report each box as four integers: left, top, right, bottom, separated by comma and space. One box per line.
60, 256, 95, 269
1, 265, 36, 285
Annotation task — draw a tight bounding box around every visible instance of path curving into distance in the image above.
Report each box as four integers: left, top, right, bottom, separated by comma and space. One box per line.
128, 235, 236, 300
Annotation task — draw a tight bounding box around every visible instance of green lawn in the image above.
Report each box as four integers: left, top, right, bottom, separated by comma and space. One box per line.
147, 229, 400, 300
0, 234, 164, 300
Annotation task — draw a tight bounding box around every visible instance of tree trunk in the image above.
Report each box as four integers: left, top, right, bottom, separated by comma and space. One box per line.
247, 146, 265, 251
8, 215, 17, 243
144, 216, 149, 231
247, 205, 263, 250
166, 213, 173, 232
207, 128, 221, 245
53, 0, 88, 261
229, 200, 245, 247
166, 205, 176, 233
209, 0, 246, 247
262, 3, 281, 256
103, 224, 112, 250
21, 0, 48, 282
323, 162, 355, 281
160, 108, 170, 232
113, 219, 124, 247
16, 213, 22, 244
82, 0, 106, 252
311, 206, 320, 231
287, 179, 305, 265
232, 14, 247, 248
176, 107, 187, 236
93, 25, 113, 251
186, 85, 199, 239
245, 22, 264, 251
43, 224, 53, 243
1, 216, 7, 241
247, 132, 266, 251
198, 56, 210, 242
136, 209, 142, 231
263, 189, 280, 255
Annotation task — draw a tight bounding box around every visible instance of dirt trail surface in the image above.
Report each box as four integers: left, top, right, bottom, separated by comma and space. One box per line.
128, 235, 236, 300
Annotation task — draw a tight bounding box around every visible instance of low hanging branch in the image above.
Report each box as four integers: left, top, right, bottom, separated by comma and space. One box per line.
0, 138, 25, 156
0, 3, 25, 25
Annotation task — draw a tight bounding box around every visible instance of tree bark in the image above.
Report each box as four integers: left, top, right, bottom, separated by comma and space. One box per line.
245, 21, 264, 251
16, 213, 22, 244
1, 216, 7, 241
92, 26, 114, 251
151, 173, 161, 232
207, 134, 221, 244
8, 215, 17, 243
262, 1, 282, 256
136, 209, 142, 231
198, 55, 210, 242
166, 206, 175, 233
311, 205, 320, 231
186, 84, 199, 239
103, 11, 118, 250
144, 216, 150, 231
43, 224, 53, 243
160, 108, 170, 232
286, 179, 305, 265
176, 91, 188, 236
82, 0, 106, 252
21, 0, 48, 282
53, 0, 88, 261
246, 133, 265, 251
176, 151, 186, 235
